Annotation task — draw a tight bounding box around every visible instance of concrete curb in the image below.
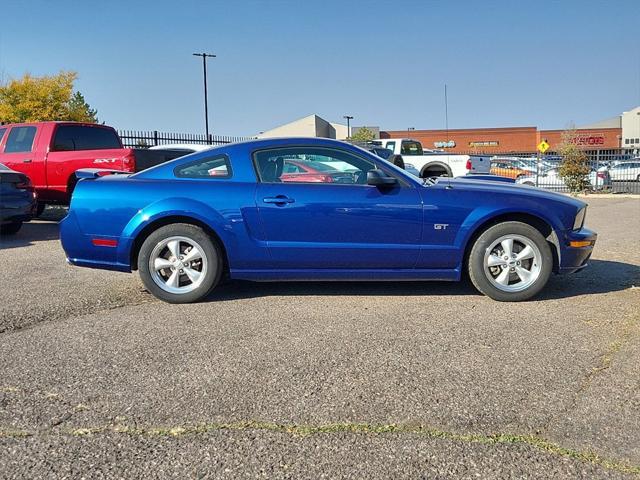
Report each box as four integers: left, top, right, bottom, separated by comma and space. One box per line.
565, 193, 640, 199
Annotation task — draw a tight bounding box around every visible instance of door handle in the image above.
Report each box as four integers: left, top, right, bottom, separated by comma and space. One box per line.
23, 158, 32, 163
263, 196, 295, 205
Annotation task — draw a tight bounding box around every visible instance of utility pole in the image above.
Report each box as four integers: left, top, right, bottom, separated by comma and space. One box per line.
444, 84, 449, 143
193, 52, 216, 141
343, 115, 353, 139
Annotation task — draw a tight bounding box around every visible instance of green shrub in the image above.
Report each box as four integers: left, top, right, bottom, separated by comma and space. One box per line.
557, 129, 591, 193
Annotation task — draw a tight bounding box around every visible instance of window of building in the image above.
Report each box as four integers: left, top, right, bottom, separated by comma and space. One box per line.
4, 126, 37, 153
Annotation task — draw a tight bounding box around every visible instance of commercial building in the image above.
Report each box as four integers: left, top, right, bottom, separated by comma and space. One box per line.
382, 107, 639, 153
257, 107, 639, 154
257, 114, 348, 140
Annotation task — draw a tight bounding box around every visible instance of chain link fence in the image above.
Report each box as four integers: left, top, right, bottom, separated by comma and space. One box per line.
454, 148, 640, 194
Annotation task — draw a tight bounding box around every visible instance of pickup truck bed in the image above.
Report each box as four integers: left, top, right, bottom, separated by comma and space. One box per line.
0, 122, 187, 205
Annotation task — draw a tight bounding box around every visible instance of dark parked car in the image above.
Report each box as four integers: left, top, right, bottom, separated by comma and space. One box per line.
0, 163, 37, 235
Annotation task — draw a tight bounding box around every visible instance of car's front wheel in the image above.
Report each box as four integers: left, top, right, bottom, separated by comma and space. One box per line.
468, 221, 552, 301
138, 223, 222, 303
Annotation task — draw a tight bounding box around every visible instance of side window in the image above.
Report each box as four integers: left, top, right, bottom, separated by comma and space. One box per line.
385, 141, 396, 151
52, 125, 121, 151
4, 126, 37, 153
254, 147, 376, 185
174, 155, 231, 178
0, 127, 6, 144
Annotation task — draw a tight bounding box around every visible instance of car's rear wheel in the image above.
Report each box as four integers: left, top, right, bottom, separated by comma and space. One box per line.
138, 223, 222, 303
0, 222, 22, 235
468, 221, 552, 301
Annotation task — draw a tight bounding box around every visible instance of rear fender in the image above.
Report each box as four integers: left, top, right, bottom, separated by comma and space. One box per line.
116, 197, 228, 267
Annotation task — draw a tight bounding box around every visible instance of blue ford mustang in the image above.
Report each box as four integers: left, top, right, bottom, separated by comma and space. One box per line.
60, 137, 596, 303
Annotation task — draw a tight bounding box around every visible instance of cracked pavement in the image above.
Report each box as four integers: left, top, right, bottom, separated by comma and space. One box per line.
0, 198, 639, 478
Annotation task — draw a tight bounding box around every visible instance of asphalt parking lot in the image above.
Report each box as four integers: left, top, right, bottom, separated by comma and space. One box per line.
1, 197, 639, 478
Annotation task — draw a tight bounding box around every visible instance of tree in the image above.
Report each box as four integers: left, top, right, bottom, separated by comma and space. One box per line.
557, 128, 591, 193
66, 91, 98, 123
0, 71, 98, 123
349, 127, 376, 142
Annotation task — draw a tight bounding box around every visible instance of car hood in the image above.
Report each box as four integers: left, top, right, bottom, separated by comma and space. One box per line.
435, 176, 586, 209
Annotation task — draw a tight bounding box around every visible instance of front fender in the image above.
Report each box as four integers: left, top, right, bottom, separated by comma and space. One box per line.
116, 197, 229, 267
455, 206, 565, 251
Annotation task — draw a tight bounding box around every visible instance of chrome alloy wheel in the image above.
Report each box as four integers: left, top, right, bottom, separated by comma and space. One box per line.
483, 234, 542, 293
149, 236, 208, 294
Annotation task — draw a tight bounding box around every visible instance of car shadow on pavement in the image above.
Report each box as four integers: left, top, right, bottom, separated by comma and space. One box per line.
0, 221, 61, 250
539, 259, 639, 300
210, 278, 480, 301
208, 259, 639, 302
0, 207, 66, 250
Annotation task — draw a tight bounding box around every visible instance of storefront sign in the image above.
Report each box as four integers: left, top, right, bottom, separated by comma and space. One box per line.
434, 140, 456, 148
468, 141, 499, 147
570, 134, 605, 146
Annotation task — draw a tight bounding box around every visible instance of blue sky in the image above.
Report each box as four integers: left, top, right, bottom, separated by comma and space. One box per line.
1, 0, 638, 136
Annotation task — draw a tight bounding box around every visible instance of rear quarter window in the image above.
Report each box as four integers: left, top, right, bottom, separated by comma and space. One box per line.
174, 155, 232, 178
52, 125, 121, 151
0, 127, 6, 143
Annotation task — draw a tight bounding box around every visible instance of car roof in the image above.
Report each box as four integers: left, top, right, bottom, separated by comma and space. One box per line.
0, 121, 113, 128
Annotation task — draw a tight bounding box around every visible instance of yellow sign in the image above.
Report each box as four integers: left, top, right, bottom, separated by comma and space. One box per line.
537, 140, 550, 153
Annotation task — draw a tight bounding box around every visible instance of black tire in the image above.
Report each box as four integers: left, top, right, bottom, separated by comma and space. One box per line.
468, 221, 552, 302
0, 222, 22, 235
35, 203, 46, 217
137, 223, 222, 303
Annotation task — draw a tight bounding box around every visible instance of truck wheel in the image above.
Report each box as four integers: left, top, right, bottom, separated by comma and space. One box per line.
421, 162, 452, 178
137, 223, 222, 303
468, 221, 552, 302
0, 222, 23, 235
35, 203, 47, 217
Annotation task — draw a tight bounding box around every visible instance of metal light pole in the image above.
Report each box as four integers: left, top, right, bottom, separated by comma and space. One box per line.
193, 52, 216, 141
343, 115, 353, 139
407, 127, 415, 138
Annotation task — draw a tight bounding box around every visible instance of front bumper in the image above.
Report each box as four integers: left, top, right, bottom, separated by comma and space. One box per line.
559, 227, 597, 274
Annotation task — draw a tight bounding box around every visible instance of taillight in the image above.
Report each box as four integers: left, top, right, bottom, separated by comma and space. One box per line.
122, 152, 136, 172
321, 175, 334, 183
596, 172, 606, 179
465, 159, 472, 171
16, 179, 34, 191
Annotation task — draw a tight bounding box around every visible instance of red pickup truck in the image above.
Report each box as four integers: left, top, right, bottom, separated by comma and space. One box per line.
0, 122, 184, 212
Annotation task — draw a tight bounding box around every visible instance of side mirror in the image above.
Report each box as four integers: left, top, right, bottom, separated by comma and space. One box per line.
367, 169, 398, 187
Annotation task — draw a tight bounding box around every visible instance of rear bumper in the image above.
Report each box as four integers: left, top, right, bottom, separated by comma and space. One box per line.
0, 198, 37, 224
558, 228, 597, 274
60, 210, 131, 273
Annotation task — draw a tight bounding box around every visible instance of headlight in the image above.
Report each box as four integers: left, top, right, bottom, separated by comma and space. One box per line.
573, 207, 586, 230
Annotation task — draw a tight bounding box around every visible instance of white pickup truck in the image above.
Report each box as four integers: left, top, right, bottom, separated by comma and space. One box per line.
371, 138, 490, 178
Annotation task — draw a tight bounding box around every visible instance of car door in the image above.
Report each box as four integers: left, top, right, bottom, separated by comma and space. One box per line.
0, 125, 42, 186
253, 146, 423, 269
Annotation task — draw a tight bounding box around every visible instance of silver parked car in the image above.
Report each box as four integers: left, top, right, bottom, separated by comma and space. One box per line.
516, 167, 611, 191
607, 160, 640, 182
